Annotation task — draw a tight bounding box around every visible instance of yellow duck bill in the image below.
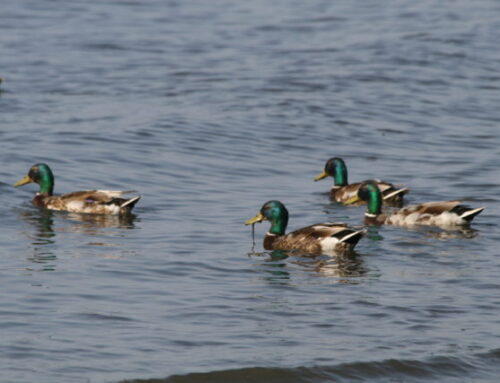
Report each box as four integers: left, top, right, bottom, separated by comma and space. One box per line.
14, 175, 33, 187
245, 212, 265, 225
314, 170, 328, 181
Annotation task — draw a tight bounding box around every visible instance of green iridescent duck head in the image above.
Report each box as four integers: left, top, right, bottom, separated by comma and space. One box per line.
14, 163, 55, 195
245, 200, 289, 235
346, 181, 382, 215
314, 157, 348, 186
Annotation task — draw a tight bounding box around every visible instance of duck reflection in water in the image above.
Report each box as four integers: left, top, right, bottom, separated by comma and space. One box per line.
64, 212, 137, 233
249, 249, 367, 283
418, 226, 479, 240
18, 208, 139, 269
19, 209, 57, 269
19, 208, 137, 233
246, 250, 290, 283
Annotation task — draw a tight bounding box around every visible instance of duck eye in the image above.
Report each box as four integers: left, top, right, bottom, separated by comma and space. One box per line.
28, 168, 38, 179
325, 161, 334, 174
262, 206, 272, 218
358, 187, 370, 201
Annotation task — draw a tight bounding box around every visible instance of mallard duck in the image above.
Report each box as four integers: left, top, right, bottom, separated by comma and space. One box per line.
314, 157, 409, 206
346, 181, 484, 227
14, 163, 141, 215
245, 200, 364, 253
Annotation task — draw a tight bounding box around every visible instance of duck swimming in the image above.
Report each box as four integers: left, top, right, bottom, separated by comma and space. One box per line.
245, 200, 364, 253
14, 163, 141, 215
346, 181, 484, 228
314, 157, 409, 206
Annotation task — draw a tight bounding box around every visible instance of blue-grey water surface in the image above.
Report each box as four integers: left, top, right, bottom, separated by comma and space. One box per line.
1, 1, 500, 382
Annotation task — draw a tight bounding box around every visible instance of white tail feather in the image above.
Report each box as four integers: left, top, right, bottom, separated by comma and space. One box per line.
96, 190, 138, 198
383, 188, 409, 200
120, 195, 142, 208
460, 207, 484, 220
339, 230, 365, 243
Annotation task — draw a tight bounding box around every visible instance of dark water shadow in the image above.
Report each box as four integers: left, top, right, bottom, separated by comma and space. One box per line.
117, 347, 500, 382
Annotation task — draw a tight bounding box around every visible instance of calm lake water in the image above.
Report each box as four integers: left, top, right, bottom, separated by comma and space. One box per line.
1, 1, 500, 382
